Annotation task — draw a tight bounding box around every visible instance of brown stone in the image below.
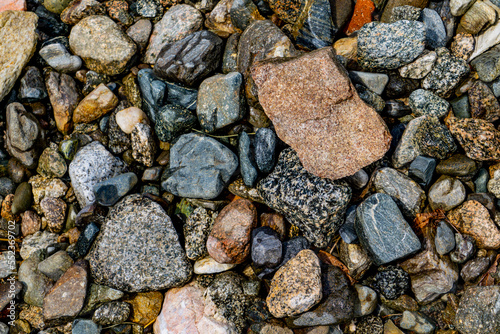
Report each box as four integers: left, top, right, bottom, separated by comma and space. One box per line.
45, 71, 81, 134
73, 83, 118, 124
125, 291, 163, 326
468, 80, 500, 122
206, 198, 257, 264
450, 33, 475, 62
447, 200, 500, 249
43, 259, 89, 321
445, 117, 500, 161
251, 47, 391, 180
205, 0, 238, 37
60, 0, 106, 25
21, 210, 41, 236
58, 227, 81, 244
266, 0, 305, 24
380, 0, 429, 23
40, 197, 67, 233
0, 280, 23, 312
332, 0, 353, 28
1, 194, 19, 222
345, 0, 375, 35
260, 212, 286, 239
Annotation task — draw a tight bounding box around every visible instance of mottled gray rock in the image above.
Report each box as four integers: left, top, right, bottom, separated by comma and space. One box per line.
251, 226, 282, 268
37, 250, 74, 281
69, 141, 126, 207
39, 43, 82, 73
18, 66, 48, 102
428, 175, 466, 211
183, 207, 217, 260
131, 123, 157, 167
87, 194, 192, 292
80, 283, 124, 315
162, 133, 238, 199
399, 50, 437, 79
18, 251, 53, 307
471, 44, 500, 83
154, 104, 197, 142
258, 148, 351, 248
92, 301, 131, 326
400, 311, 436, 334
357, 20, 425, 70
254, 127, 277, 174
408, 155, 436, 189
239, 131, 258, 187
72, 319, 102, 334
409, 89, 450, 119
20, 230, 59, 260
455, 286, 500, 334
355, 193, 421, 266
93, 172, 138, 207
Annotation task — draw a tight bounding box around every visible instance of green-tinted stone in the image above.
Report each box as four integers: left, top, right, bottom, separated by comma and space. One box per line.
37, 147, 67, 178
59, 138, 79, 160
154, 104, 197, 142
12, 182, 33, 215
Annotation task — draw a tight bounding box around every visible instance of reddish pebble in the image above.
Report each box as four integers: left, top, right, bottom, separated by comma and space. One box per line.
0, 0, 27, 12
345, 0, 375, 35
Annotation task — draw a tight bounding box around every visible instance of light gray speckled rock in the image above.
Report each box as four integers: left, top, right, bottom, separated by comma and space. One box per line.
20, 230, 59, 260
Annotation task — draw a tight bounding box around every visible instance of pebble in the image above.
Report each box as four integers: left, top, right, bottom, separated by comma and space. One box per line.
469, 80, 500, 122
409, 155, 436, 188
37, 250, 73, 281
254, 127, 276, 174
459, 0, 497, 35
357, 20, 425, 70
137, 68, 167, 122
266, 250, 322, 318
93, 172, 138, 206
455, 286, 500, 334
197, 72, 245, 132
183, 206, 217, 260
92, 301, 130, 326
19, 66, 48, 102
428, 176, 466, 211
155, 104, 197, 142
409, 89, 450, 119
126, 19, 152, 51
165, 81, 198, 110
292, 0, 337, 50
39, 43, 82, 73
422, 8, 446, 49
87, 194, 192, 292
60, 0, 105, 25
20, 231, 59, 260
80, 284, 124, 315
239, 131, 258, 187
450, 0, 476, 16
205, 0, 237, 37
206, 198, 257, 264
69, 15, 137, 75
381, 0, 428, 22
69, 141, 125, 207
124, 292, 163, 326
345, 0, 375, 36
451, 33, 475, 62
380, 294, 419, 312
0, 0, 26, 11
252, 47, 391, 180
115, 107, 149, 134
22, 210, 42, 236
251, 226, 282, 268
162, 133, 238, 199
447, 200, 500, 249
436, 154, 478, 177
390, 5, 422, 22
384, 320, 404, 334
450, 233, 476, 264
45, 71, 80, 135
11, 181, 32, 215
400, 311, 436, 334
258, 148, 351, 248
356, 315, 384, 334
354, 284, 378, 317
154, 30, 224, 87
461, 256, 491, 282
73, 83, 118, 124
193, 256, 237, 274
349, 71, 389, 95
40, 197, 67, 233
37, 147, 67, 178
355, 193, 421, 265
72, 319, 102, 334
339, 205, 358, 244
399, 50, 437, 79
435, 221, 456, 255
18, 250, 53, 307
131, 123, 157, 167
373, 266, 410, 300
471, 44, 500, 83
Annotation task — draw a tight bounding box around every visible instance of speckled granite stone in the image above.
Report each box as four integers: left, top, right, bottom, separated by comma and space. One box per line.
455, 286, 500, 334
266, 250, 322, 318
92, 301, 130, 326
257, 148, 351, 248
468, 80, 500, 122
184, 207, 218, 261
87, 194, 192, 292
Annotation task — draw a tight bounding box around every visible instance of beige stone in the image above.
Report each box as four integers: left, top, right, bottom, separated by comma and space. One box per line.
115, 107, 149, 134
73, 83, 118, 124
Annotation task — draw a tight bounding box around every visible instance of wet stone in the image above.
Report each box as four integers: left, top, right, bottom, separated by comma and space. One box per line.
137, 68, 166, 123
251, 226, 282, 268
408, 156, 436, 189
435, 221, 456, 255
239, 131, 258, 187
155, 104, 197, 142
450, 233, 476, 264
93, 172, 138, 207
409, 89, 450, 119
291, 0, 337, 50
165, 82, 198, 111
18, 66, 48, 103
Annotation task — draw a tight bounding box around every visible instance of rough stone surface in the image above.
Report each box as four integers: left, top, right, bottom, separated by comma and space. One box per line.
45, 71, 80, 135
92, 301, 130, 326
73, 83, 118, 124
455, 286, 500, 334
409, 89, 450, 119
399, 51, 437, 79
252, 47, 391, 180
471, 44, 500, 83
468, 80, 500, 122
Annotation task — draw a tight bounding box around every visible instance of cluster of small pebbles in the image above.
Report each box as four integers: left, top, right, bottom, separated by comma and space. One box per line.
2, 0, 500, 333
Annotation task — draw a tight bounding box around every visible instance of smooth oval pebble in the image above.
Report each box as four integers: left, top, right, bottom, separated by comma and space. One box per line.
115, 107, 149, 134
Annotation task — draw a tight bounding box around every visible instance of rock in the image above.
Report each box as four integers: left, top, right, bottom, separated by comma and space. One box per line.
69, 141, 125, 207
254, 127, 276, 174
92, 301, 130, 326
469, 15, 500, 61
450, 233, 476, 264
37, 250, 73, 282
239, 131, 258, 187
0, 280, 22, 313
390, 5, 422, 22
380, 294, 418, 313
400, 311, 436, 334
345, 0, 375, 36
37, 147, 67, 179
451, 95, 471, 118
252, 47, 391, 180
339, 206, 358, 244
422, 48, 470, 98
60, 0, 106, 25
355, 193, 421, 266
80, 283, 124, 315
422, 8, 446, 49
93, 172, 138, 207
72, 221, 100, 258
381, 0, 429, 22
40, 197, 67, 233
161, 133, 238, 199
45, 71, 80, 135
137, 68, 166, 122
29, 175, 68, 208
73, 83, 118, 124
435, 221, 456, 255
356, 315, 384, 334
154, 30, 223, 87
471, 44, 500, 83
409, 89, 450, 119
356, 84, 386, 113
372, 167, 426, 218
349, 71, 389, 95
72, 319, 101, 334
260, 212, 286, 239
461, 256, 491, 282
42, 0, 72, 14
5, 103, 44, 169
193, 256, 237, 274
143, 4, 203, 64
267, 250, 322, 318
399, 50, 437, 80
266, 0, 304, 23
354, 284, 378, 317
22, 210, 41, 236
69, 15, 137, 75
205, 0, 237, 37
428, 176, 466, 211
257, 148, 351, 248
197, 72, 245, 132
392, 115, 456, 168
18, 251, 54, 307
12, 182, 32, 215
251, 226, 282, 268
409, 156, 436, 188
436, 154, 478, 177
206, 198, 257, 264
18, 66, 47, 102
20, 230, 59, 260
39, 43, 82, 73
0, 0, 26, 11
357, 20, 425, 70
451, 33, 475, 62
450, 0, 476, 16
183, 207, 217, 261
469, 80, 500, 122
459, 0, 497, 35
446, 117, 500, 161
87, 194, 192, 292
230, 0, 265, 32
447, 200, 500, 249
43, 259, 88, 321
165, 81, 198, 111
384, 320, 404, 334
125, 291, 163, 326
131, 123, 157, 167
0, 11, 38, 102
373, 266, 410, 300
455, 286, 500, 334
115, 107, 149, 134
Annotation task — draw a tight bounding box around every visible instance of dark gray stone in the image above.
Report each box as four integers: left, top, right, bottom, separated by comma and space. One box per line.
455, 286, 500, 334
408, 155, 436, 189
12, 182, 32, 215
72, 222, 100, 259
450, 95, 471, 118
422, 8, 446, 49
72, 319, 101, 334
400, 310, 436, 334
18, 250, 53, 307
384, 100, 412, 118
92, 301, 131, 326
257, 148, 351, 248
39, 43, 82, 73
356, 85, 386, 113
0, 177, 15, 197
165, 82, 198, 111
436, 154, 478, 177
154, 104, 197, 142
18, 66, 48, 102
450, 234, 475, 264
471, 44, 500, 83
373, 266, 410, 300
474, 168, 489, 193
461, 256, 491, 283
254, 127, 276, 174
87, 194, 192, 292
222, 33, 240, 74
293, 0, 337, 51
435, 221, 455, 255
409, 89, 450, 119
162, 133, 238, 199
137, 68, 166, 123
230, 0, 262, 31
258, 236, 309, 278
251, 226, 282, 268
239, 132, 258, 187
154, 30, 223, 86
37, 250, 74, 281
355, 193, 421, 265
339, 205, 358, 244
94, 172, 138, 207
349, 71, 389, 95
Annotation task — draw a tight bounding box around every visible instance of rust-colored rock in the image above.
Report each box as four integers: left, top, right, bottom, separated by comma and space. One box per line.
251, 47, 391, 180
0, 0, 26, 12
206, 198, 257, 264
345, 0, 375, 35
260, 212, 286, 239
447, 200, 500, 249
468, 80, 500, 123
1, 194, 19, 222
21, 210, 41, 236
72, 83, 118, 124
45, 71, 80, 135
125, 291, 163, 326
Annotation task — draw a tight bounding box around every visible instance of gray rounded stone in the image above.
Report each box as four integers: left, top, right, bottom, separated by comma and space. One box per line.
428, 175, 466, 211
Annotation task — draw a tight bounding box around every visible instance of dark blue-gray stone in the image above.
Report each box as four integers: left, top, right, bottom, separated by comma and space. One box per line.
258, 236, 310, 278
258, 148, 351, 248
293, 0, 337, 50
72, 222, 100, 260
165, 82, 197, 111
388, 123, 406, 157
254, 127, 276, 174
197, 72, 245, 133
408, 155, 436, 189
154, 104, 197, 142
0, 177, 15, 197
349, 71, 389, 95
450, 95, 471, 118
474, 168, 489, 193
422, 8, 446, 49
162, 133, 238, 199
93, 173, 138, 207
18, 66, 47, 102
137, 68, 166, 123
339, 205, 358, 244
72, 319, 101, 334
355, 193, 421, 265
435, 221, 455, 255
251, 226, 282, 268
239, 132, 258, 187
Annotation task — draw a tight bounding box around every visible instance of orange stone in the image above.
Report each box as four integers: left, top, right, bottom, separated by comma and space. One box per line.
0, 0, 27, 12
345, 0, 375, 36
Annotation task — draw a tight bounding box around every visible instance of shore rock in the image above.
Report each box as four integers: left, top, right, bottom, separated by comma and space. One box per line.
455, 286, 500, 334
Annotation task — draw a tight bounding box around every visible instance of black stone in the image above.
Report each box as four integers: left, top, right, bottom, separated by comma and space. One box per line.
373, 266, 411, 300
409, 155, 436, 189
339, 205, 358, 244
155, 104, 198, 142
258, 236, 309, 279
165, 82, 198, 111
251, 226, 282, 268
72, 222, 100, 259
138, 68, 167, 123
239, 131, 258, 187
35, 5, 69, 37
254, 127, 276, 174
18, 66, 47, 102
388, 123, 406, 157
